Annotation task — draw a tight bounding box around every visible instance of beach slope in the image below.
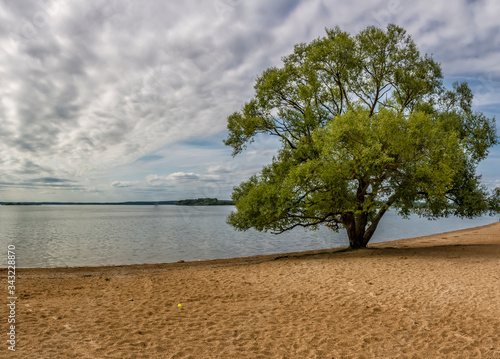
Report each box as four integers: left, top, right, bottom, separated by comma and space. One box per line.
3, 222, 500, 358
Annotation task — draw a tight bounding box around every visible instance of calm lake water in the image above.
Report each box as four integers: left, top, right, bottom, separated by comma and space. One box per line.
0, 205, 497, 268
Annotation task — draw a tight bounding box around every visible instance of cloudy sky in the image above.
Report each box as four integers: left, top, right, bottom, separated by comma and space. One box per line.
1, 0, 499, 202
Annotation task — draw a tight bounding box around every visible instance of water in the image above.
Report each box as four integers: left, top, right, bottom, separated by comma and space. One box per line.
0, 205, 497, 268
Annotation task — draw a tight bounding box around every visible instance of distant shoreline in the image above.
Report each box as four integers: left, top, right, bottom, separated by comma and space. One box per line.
0, 201, 179, 206
0, 198, 234, 206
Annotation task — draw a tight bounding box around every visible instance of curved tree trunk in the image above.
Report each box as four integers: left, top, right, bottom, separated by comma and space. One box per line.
343, 209, 388, 249
343, 212, 368, 249
347, 230, 367, 249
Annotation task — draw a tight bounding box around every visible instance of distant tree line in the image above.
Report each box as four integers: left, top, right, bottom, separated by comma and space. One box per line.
176, 198, 235, 206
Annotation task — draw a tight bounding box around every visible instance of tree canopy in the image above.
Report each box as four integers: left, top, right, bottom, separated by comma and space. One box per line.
224, 24, 498, 249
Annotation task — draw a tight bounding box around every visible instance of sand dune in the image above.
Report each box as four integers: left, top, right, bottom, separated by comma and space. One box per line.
2, 222, 500, 358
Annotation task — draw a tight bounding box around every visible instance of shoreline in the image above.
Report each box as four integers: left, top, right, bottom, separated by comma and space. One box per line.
3, 221, 500, 357
14, 221, 499, 274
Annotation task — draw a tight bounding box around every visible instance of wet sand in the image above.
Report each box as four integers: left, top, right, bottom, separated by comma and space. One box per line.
2, 222, 500, 358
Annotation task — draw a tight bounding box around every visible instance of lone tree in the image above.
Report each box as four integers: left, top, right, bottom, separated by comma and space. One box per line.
224, 24, 499, 249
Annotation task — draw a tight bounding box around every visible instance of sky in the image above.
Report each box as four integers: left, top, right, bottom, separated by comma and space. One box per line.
0, 0, 499, 202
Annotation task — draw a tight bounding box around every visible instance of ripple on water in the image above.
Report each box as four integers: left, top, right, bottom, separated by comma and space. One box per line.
0, 205, 496, 267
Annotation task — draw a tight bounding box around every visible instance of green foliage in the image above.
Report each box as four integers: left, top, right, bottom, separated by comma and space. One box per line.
225, 24, 498, 249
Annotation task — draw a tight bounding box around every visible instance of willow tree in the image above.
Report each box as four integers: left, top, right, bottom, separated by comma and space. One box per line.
224, 24, 498, 249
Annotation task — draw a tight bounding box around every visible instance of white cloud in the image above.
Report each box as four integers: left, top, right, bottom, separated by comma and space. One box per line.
167, 172, 200, 181
111, 180, 137, 188
206, 165, 232, 174
0, 0, 497, 201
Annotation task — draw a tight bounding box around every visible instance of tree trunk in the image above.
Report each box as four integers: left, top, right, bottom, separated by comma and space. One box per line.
343, 208, 388, 249
342, 212, 369, 249
347, 231, 366, 249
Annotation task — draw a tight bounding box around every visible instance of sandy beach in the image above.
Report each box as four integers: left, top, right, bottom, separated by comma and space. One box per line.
2, 222, 500, 358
